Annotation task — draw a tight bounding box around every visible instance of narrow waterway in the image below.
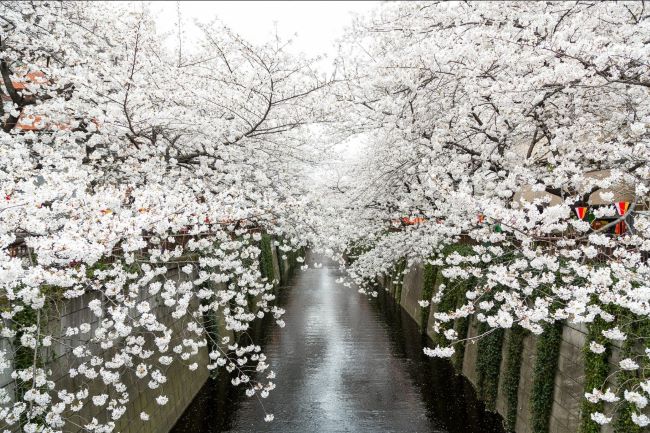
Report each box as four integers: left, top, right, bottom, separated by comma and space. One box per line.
172, 255, 504, 433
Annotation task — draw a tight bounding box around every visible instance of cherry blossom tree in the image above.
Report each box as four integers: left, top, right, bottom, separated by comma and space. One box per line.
324, 1, 650, 428
0, 1, 332, 431
2, 1, 649, 431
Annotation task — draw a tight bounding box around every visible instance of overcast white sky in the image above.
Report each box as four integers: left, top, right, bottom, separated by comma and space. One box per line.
151, 1, 378, 61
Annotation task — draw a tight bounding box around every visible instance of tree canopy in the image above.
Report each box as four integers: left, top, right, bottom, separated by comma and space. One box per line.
1, 1, 649, 431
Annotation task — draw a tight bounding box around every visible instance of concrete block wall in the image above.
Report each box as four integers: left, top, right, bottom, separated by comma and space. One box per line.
45, 268, 210, 433
2, 242, 287, 433
496, 329, 512, 416
513, 332, 538, 433
548, 324, 587, 433
382, 260, 599, 433
400, 264, 424, 323
461, 316, 481, 388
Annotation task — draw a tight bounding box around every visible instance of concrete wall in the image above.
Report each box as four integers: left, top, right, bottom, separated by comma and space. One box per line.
548, 324, 586, 433
0, 268, 212, 433
461, 316, 481, 388
508, 330, 538, 433
400, 264, 424, 323
382, 261, 603, 433
2, 242, 287, 433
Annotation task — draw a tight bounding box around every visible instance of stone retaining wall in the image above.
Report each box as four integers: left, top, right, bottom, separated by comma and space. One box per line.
1, 239, 291, 433
383, 261, 599, 433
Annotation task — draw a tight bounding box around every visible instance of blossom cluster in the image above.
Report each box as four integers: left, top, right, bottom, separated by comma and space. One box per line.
0, 2, 324, 430
321, 1, 650, 427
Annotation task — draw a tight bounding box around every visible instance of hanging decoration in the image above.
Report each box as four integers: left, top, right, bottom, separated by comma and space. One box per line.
401, 216, 425, 225
615, 201, 629, 216
614, 201, 630, 235
574, 206, 588, 220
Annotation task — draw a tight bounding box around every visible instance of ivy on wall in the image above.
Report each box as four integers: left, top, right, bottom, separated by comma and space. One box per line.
446, 244, 477, 370
13, 305, 43, 426
418, 258, 471, 369
501, 326, 526, 432
419, 263, 437, 331
530, 321, 563, 433
435, 276, 456, 315
14, 306, 38, 387
453, 307, 470, 370
277, 245, 286, 285
201, 295, 221, 378
272, 236, 305, 285
476, 320, 505, 411
613, 311, 650, 433
393, 259, 407, 305
579, 317, 611, 433
429, 244, 477, 370
259, 234, 276, 285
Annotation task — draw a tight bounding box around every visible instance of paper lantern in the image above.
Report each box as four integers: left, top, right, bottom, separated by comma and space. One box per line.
574, 206, 588, 220
614, 201, 629, 216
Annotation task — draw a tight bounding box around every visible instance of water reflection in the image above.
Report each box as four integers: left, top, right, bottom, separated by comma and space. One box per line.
172, 256, 504, 433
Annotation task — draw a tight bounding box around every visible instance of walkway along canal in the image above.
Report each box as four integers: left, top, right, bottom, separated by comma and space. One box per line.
171, 255, 505, 433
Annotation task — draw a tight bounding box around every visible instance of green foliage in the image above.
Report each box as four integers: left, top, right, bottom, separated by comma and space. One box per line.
393, 259, 407, 304
453, 310, 470, 369
476, 320, 505, 411
613, 312, 650, 433
432, 283, 468, 371
277, 245, 286, 284
276, 242, 305, 284
615, 400, 641, 433
346, 242, 370, 264
85, 260, 112, 278
441, 242, 475, 258
501, 326, 526, 432
530, 321, 563, 433
419, 263, 437, 330
13, 305, 41, 424
14, 307, 37, 371
434, 244, 475, 368
580, 317, 611, 433
259, 234, 276, 285
430, 273, 456, 347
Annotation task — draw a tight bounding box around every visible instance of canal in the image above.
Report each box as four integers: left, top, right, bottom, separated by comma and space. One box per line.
172, 255, 504, 433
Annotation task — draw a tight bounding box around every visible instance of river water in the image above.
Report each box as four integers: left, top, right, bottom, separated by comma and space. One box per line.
171, 256, 504, 433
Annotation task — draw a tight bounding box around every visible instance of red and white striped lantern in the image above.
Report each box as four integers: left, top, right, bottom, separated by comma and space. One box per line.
614, 201, 629, 216
614, 201, 630, 235
574, 206, 588, 220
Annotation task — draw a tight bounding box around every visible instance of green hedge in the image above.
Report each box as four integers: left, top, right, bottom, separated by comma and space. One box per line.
530, 321, 563, 433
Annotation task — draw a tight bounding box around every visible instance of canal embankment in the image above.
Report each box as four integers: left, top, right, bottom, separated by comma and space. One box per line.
383, 260, 631, 433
